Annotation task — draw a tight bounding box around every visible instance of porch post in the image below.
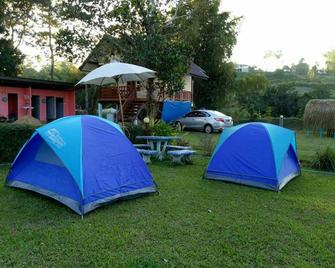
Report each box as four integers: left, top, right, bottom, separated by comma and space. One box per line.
116, 77, 125, 127
98, 103, 103, 117
191, 78, 194, 105
29, 85, 32, 116
85, 84, 89, 114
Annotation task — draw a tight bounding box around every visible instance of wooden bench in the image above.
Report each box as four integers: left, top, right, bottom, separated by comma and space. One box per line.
166, 145, 192, 151
137, 149, 158, 164
167, 150, 196, 164
134, 144, 151, 149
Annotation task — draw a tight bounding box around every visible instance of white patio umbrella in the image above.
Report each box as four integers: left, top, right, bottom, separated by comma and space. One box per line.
76, 61, 156, 125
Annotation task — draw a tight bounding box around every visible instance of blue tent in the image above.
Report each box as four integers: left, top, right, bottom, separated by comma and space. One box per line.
6, 115, 156, 215
205, 123, 301, 191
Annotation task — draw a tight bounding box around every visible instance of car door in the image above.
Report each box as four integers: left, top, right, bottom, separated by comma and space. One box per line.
192, 111, 208, 129
180, 111, 197, 129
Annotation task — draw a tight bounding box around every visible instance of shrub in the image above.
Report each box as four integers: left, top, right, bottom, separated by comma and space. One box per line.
0, 124, 36, 163
124, 124, 152, 143
311, 146, 335, 172
200, 134, 216, 156
151, 122, 177, 136
223, 107, 251, 122
125, 121, 177, 143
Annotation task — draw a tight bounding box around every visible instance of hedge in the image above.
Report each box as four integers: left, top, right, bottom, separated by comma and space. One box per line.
0, 124, 36, 163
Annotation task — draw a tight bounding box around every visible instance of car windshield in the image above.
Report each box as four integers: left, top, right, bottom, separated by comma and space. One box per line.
210, 111, 226, 117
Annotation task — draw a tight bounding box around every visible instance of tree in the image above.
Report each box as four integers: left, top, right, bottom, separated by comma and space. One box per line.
2, 0, 35, 49
0, 0, 24, 76
307, 65, 318, 80
0, 39, 24, 76
21, 61, 83, 82
111, 1, 190, 122
263, 84, 299, 117
282, 65, 291, 72
235, 74, 269, 117
0, 0, 5, 33
57, 0, 190, 122
32, 0, 62, 80
110, 0, 189, 95
324, 50, 335, 75
175, 0, 240, 109
291, 58, 309, 76
56, 0, 112, 62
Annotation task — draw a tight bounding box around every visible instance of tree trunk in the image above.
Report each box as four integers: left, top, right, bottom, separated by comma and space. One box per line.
48, 7, 54, 80
146, 78, 157, 126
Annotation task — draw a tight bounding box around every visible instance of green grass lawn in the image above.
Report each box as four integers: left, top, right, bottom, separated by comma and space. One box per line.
0, 132, 335, 267
184, 130, 335, 164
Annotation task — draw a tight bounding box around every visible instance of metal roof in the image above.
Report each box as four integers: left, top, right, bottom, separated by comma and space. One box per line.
79, 36, 209, 80
0, 76, 75, 91
189, 62, 209, 80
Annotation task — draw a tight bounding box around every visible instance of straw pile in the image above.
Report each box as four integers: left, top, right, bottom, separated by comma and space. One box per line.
303, 99, 335, 131
12, 116, 42, 127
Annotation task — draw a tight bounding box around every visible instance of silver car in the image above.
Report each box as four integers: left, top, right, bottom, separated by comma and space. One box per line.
175, 110, 233, 133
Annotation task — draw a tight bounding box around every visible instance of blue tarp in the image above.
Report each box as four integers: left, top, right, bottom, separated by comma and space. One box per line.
205, 122, 301, 191
6, 115, 156, 215
161, 100, 192, 123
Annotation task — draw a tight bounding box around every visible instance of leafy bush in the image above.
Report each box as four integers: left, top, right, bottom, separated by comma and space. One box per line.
222, 106, 251, 122
311, 146, 335, 172
0, 124, 36, 163
125, 121, 177, 143
124, 124, 152, 143
151, 122, 177, 136
200, 134, 216, 156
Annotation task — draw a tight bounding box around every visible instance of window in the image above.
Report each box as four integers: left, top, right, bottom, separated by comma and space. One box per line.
197, 112, 207, 117
185, 112, 197, 117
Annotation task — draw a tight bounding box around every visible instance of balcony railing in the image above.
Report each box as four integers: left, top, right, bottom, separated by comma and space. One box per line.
174, 91, 192, 101
99, 85, 136, 101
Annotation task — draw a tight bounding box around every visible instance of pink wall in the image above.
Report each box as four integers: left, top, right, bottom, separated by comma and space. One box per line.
0, 85, 75, 122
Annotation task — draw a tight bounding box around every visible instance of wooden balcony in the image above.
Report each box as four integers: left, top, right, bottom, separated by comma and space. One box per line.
98, 84, 137, 102
173, 91, 192, 101
98, 84, 192, 103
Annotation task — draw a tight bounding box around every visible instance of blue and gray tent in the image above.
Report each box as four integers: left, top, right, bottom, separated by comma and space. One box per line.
6, 115, 156, 215
205, 122, 301, 191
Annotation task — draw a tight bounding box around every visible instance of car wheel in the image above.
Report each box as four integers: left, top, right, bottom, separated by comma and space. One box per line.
176, 121, 183, 132
204, 124, 213, 134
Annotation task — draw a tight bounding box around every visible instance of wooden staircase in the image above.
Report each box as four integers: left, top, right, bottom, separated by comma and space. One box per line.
122, 100, 146, 122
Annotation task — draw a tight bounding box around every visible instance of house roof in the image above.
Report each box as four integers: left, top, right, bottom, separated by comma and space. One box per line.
189, 62, 209, 80
79, 35, 209, 80
0, 76, 75, 91
79, 35, 121, 73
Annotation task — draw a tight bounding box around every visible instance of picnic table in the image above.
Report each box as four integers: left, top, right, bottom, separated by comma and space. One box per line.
136, 136, 181, 160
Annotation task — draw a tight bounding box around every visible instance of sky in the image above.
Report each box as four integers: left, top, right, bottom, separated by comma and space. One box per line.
220, 0, 335, 71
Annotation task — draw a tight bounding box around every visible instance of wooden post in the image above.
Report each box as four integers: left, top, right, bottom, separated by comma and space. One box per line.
85, 84, 89, 114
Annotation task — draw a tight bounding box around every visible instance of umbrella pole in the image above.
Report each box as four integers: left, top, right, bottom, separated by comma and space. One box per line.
117, 78, 125, 127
